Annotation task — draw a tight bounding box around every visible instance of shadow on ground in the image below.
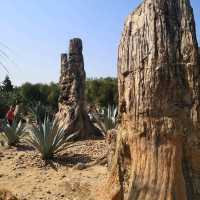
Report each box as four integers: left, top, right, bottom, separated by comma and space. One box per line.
43, 153, 93, 171
53, 153, 92, 165
16, 143, 35, 152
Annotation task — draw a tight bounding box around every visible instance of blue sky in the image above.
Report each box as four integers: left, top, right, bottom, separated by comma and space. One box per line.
0, 0, 200, 85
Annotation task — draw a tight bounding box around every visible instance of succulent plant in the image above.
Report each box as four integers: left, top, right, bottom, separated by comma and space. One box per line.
2, 120, 26, 146
26, 117, 78, 160
28, 102, 49, 124
92, 105, 117, 136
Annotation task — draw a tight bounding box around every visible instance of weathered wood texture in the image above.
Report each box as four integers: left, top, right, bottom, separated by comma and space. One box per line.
103, 0, 200, 199
56, 38, 100, 138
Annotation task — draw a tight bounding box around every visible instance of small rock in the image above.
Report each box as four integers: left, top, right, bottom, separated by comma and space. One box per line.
71, 182, 80, 191
0, 153, 4, 158
18, 154, 25, 159
73, 163, 86, 170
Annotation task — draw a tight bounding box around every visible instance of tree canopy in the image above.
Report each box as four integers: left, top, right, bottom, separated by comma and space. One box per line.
86, 77, 117, 108
0, 75, 13, 92
0, 76, 117, 118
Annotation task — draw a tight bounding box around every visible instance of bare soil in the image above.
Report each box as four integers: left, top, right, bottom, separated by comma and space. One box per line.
0, 140, 107, 200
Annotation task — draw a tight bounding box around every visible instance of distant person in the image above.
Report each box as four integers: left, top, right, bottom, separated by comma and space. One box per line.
6, 106, 15, 126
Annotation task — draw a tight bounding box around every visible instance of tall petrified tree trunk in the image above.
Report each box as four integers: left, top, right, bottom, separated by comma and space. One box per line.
103, 0, 200, 199
56, 38, 100, 138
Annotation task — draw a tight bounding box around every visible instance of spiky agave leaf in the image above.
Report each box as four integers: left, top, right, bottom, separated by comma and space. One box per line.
105, 105, 117, 130
26, 117, 79, 159
91, 111, 107, 136
91, 105, 118, 136
2, 120, 26, 146
28, 102, 48, 124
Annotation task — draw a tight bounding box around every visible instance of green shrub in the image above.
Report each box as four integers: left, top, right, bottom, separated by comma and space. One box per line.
26, 117, 78, 160
86, 77, 117, 108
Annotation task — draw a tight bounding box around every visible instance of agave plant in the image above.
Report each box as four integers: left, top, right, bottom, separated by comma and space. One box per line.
2, 120, 25, 146
26, 117, 78, 160
28, 102, 49, 124
91, 105, 117, 136
106, 105, 118, 128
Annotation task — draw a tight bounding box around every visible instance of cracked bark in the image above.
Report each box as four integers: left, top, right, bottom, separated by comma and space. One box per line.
56, 38, 100, 139
101, 0, 200, 199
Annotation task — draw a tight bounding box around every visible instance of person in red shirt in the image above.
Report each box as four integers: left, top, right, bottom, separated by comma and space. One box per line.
6, 106, 15, 126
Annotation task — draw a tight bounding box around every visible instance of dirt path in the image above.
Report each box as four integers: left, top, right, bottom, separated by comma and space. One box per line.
0, 140, 107, 200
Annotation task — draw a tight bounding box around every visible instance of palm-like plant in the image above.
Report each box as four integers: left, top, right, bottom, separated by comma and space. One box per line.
26, 117, 78, 160
2, 120, 25, 146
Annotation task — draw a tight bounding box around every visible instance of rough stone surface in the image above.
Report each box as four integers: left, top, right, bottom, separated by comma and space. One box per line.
56, 38, 100, 138
106, 129, 117, 170
101, 0, 200, 199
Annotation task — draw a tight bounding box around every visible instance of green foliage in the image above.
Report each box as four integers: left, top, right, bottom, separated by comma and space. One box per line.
0, 94, 8, 118
29, 102, 50, 123
0, 76, 118, 122
92, 105, 117, 136
0, 88, 22, 118
0, 75, 15, 118
47, 83, 60, 109
0, 78, 60, 119
86, 77, 117, 108
26, 117, 78, 160
104, 105, 117, 130
0, 75, 13, 92
2, 120, 25, 146
20, 82, 59, 113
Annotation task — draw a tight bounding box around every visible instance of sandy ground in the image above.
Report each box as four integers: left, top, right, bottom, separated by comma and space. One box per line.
0, 140, 108, 200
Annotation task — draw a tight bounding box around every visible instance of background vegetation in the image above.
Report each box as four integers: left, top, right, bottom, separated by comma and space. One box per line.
86, 77, 117, 108
0, 76, 117, 119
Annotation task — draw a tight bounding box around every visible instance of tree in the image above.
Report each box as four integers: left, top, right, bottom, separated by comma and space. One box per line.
20, 82, 37, 103
19, 82, 59, 111
85, 77, 117, 108
102, 0, 200, 200
47, 83, 59, 110
1, 75, 13, 92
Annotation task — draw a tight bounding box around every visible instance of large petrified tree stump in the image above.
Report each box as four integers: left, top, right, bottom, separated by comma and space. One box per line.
56, 38, 100, 138
103, 0, 200, 199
